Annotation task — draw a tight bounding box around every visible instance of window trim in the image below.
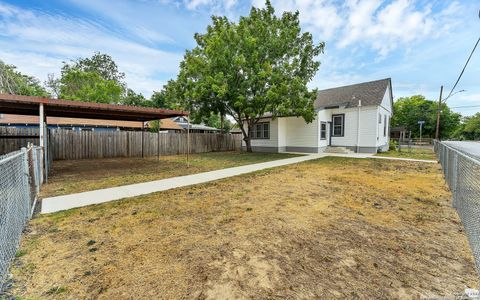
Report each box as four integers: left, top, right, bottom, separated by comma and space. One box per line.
250, 122, 270, 140
331, 114, 345, 137
320, 121, 327, 140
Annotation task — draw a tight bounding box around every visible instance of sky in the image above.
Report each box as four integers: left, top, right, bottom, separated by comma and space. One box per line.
0, 0, 479, 115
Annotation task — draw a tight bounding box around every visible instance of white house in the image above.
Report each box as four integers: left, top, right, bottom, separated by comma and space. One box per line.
243, 78, 393, 153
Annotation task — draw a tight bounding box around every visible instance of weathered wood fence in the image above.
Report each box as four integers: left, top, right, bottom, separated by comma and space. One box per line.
0, 127, 40, 155
0, 127, 242, 160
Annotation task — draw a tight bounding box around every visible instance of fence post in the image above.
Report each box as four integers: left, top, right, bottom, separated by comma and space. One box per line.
20, 147, 31, 220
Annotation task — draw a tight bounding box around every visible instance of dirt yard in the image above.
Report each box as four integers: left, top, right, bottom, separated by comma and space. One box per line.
9, 157, 478, 299
41, 151, 299, 197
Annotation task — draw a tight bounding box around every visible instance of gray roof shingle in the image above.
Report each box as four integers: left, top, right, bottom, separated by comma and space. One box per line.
314, 78, 391, 109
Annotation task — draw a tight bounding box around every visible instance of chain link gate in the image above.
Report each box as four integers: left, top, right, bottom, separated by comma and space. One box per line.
435, 141, 480, 273
0, 145, 43, 292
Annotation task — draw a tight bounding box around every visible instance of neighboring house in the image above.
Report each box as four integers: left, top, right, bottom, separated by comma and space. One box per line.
390, 126, 408, 141
0, 114, 184, 132
171, 116, 220, 133
229, 127, 243, 135
243, 78, 393, 153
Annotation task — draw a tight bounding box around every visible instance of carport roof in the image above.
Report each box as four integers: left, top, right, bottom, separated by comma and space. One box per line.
0, 94, 188, 121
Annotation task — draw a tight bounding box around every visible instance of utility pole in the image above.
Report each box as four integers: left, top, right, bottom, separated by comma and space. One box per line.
435, 85, 443, 140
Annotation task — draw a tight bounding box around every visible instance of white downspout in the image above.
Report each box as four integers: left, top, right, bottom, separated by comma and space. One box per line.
356, 98, 361, 153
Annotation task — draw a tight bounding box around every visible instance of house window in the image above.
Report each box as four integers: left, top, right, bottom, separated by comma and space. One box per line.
332, 114, 344, 137
378, 113, 382, 124
384, 115, 387, 137
250, 122, 270, 139
320, 122, 327, 140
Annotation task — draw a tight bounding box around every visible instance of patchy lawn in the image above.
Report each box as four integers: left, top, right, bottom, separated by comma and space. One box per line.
41, 151, 300, 197
376, 147, 436, 160
10, 157, 477, 299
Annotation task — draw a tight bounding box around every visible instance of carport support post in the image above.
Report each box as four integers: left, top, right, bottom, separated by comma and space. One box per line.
187, 114, 190, 168
141, 121, 145, 158
157, 119, 160, 161
39, 103, 45, 182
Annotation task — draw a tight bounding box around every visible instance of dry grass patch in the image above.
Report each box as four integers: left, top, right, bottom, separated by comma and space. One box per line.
376, 147, 436, 160
10, 157, 478, 299
41, 151, 300, 197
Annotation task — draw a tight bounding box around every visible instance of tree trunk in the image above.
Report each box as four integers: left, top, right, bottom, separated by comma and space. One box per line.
244, 136, 252, 152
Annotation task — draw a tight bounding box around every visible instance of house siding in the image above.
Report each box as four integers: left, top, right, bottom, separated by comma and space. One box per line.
284, 117, 318, 148
242, 82, 393, 153
376, 86, 393, 150
242, 118, 280, 152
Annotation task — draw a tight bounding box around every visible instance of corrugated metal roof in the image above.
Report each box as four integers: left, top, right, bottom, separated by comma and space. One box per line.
0, 94, 188, 121
0, 114, 184, 130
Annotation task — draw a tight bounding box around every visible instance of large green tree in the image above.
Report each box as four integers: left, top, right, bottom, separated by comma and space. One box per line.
171, 1, 324, 151
123, 89, 153, 107
55, 52, 126, 103
150, 80, 183, 109
392, 95, 461, 139
0, 60, 50, 97
453, 113, 480, 140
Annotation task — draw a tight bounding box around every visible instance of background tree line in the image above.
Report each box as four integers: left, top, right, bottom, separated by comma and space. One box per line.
0, 0, 478, 141
391, 95, 479, 140
0, 53, 231, 131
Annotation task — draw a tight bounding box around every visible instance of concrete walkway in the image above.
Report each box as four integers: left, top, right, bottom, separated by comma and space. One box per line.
41, 154, 322, 214
41, 153, 437, 214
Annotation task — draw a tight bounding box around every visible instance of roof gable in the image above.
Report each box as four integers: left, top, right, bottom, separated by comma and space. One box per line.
314, 78, 391, 109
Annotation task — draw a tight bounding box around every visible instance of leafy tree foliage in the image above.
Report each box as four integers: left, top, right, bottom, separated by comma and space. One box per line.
0, 60, 50, 97
169, 1, 324, 151
150, 81, 181, 109
453, 113, 480, 140
123, 89, 153, 107
392, 95, 461, 139
55, 52, 126, 103
58, 69, 124, 103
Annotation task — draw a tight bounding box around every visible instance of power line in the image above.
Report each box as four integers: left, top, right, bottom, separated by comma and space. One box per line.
450, 104, 480, 109
444, 36, 480, 102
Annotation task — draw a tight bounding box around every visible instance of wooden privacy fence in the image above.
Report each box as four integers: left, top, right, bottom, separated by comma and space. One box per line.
0, 127, 40, 155
0, 127, 242, 160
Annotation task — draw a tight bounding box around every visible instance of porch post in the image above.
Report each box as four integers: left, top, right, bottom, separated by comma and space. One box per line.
356, 99, 362, 153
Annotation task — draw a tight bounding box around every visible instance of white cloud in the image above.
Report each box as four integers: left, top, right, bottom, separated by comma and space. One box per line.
251, 0, 463, 56
184, 0, 238, 12
339, 0, 437, 56
0, 2, 183, 96
252, 0, 342, 40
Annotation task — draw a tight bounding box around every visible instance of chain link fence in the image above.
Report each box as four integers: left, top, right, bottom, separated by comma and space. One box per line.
0, 145, 43, 292
434, 140, 480, 273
